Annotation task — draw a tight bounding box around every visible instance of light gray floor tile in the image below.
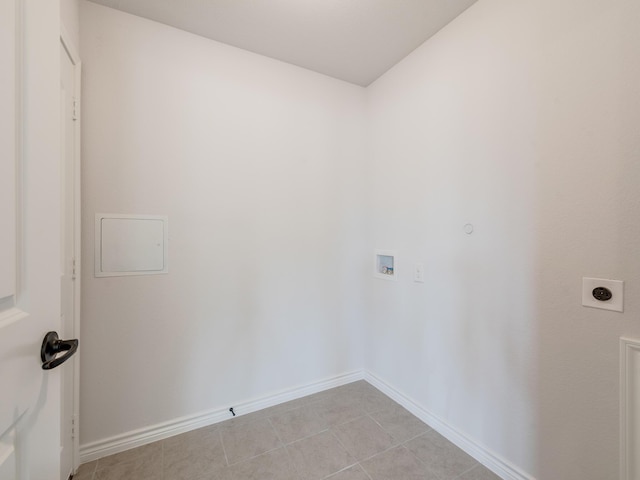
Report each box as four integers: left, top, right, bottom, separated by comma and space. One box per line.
221, 396, 312, 427
405, 431, 478, 480
361, 446, 438, 480
218, 410, 266, 429
219, 447, 297, 480
258, 396, 313, 418
286, 430, 356, 480
220, 417, 282, 464
96, 382, 488, 480
326, 464, 372, 480
457, 464, 502, 480
269, 404, 329, 444
332, 416, 396, 461
74, 461, 97, 478
71, 474, 92, 480
314, 395, 366, 426
302, 390, 335, 404
94, 453, 162, 480
370, 405, 430, 443
163, 424, 218, 447
303, 381, 370, 406
163, 427, 227, 479
96, 441, 162, 469
71, 473, 94, 480
316, 384, 367, 408
357, 389, 399, 415
324, 382, 398, 415
330, 381, 371, 397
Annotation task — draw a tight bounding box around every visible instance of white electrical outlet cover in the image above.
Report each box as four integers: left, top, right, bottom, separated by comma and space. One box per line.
582, 277, 624, 312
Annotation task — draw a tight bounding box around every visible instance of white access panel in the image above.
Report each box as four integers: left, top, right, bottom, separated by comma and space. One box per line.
95, 214, 168, 277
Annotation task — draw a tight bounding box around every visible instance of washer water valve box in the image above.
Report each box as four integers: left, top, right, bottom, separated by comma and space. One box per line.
375, 250, 397, 281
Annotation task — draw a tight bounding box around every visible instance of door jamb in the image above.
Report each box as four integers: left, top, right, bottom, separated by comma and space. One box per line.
59, 25, 81, 475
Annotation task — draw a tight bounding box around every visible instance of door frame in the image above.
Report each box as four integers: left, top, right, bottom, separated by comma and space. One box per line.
60, 25, 81, 475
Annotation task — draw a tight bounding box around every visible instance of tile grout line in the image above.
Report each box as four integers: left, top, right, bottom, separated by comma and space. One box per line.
361, 401, 432, 463
357, 462, 375, 480
365, 412, 405, 448
266, 416, 285, 447
226, 445, 283, 467
452, 462, 483, 480
400, 429, 433, 447
279, 438, 301, 478
357, 443, 400, 464
401, 441, 448, 480
266, 415, 300, 476
326, 405, 433, 480
398, 443, 441, 477
327, 427, 362, 478
284, 427, 332, 446
328, 427, 353, 458
288, 387, 434, 470
366, 412, 388, 432
220, 414, 288, 467
218, 429, 230, 467
87, 460, 97, 480
403, 429, 482, 480
321, 462, 360, 479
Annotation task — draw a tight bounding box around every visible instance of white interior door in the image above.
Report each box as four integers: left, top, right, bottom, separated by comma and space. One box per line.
59, 32, 81, 480
0, 0, 66, 478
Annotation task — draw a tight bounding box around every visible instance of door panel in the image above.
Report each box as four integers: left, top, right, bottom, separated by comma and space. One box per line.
0, 0, 63, 478
0, 0, 16, 301
0, 429, 16, 479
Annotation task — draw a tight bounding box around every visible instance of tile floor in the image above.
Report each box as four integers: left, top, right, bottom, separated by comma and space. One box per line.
73, 381, 501, 480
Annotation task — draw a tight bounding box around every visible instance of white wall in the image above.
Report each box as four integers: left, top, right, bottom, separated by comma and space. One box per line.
61, 0, 80, 48
79, 1, 367, 445
365, 0, 640, 479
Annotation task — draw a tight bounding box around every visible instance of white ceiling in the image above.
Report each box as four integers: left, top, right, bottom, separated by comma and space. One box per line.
86, 0, 478, 86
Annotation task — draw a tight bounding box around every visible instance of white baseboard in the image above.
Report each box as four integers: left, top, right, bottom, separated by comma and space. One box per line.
80, 369, 364, 463
364, 371, 535, 480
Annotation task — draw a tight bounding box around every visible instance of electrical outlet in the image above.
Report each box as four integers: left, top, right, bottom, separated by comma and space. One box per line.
582, 277, 624, 312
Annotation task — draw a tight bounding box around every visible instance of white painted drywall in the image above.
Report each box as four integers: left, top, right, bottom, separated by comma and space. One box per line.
365, 0, 640, 479
61, 0, 80, 48
79, 1, 367, 445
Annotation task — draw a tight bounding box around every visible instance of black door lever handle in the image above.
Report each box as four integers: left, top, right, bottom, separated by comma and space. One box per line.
41, 331, 78, 370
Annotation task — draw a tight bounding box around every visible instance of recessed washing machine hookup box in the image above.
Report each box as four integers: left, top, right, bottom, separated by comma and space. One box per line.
374, 250, 398, 281
95, 214, 168, 277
